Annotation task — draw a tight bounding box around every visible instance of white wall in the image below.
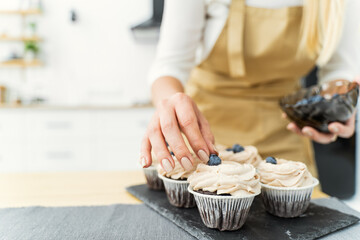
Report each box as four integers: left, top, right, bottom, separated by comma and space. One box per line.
0, 0, 156, 105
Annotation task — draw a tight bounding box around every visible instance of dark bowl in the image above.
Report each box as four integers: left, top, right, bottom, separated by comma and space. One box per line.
279, 80, 359, 133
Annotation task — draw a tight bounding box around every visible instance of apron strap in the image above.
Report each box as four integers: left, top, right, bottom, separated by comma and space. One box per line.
228, 0, 246, 77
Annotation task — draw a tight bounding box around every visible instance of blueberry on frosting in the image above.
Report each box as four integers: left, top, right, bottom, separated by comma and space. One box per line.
208, 154, 222, 166
225, 144, 245, 153
265, 156, 277, 165
232, 144, 245, 153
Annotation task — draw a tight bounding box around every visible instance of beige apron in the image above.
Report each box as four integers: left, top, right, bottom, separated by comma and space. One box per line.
185, 0, 319, 177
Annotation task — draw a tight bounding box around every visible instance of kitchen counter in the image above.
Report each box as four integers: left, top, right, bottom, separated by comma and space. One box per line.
0, 171, 328, 208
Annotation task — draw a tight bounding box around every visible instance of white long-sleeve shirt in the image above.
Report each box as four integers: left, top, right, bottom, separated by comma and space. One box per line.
148, 0, 360, 86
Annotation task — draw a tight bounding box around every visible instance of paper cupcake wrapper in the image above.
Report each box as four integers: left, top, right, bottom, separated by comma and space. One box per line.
143, 166, 164, 190
188, 187, 259, 231
260, 177, 319, 218
158, 174, 195, 208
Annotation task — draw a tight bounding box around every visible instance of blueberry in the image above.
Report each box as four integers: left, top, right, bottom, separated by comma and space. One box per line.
170, 151, 175, 156
208, 154, 221, 166
332, 93, 340, 98
295, 98, 308, 106
308, 95, 324, 103
265, 156, 277, 164
232, 144, 245, 153
226, 148, 233, 151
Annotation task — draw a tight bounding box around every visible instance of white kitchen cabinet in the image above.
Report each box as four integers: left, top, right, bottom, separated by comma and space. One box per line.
0, 142, 27, 172
27, 140, 97, 172
0, 110, 27, 141
93, 108, 153, 171
26, 111, 95, 139
0, 107, 154, 172
95, 139, 141, 171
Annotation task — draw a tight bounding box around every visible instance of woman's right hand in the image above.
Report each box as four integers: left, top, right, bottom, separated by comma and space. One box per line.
140, 92, 217, 173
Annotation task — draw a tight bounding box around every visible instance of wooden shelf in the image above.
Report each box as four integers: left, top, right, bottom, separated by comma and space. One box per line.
0, 36, 42, 42
0, 59, 42, 68
0, 9, 42, 15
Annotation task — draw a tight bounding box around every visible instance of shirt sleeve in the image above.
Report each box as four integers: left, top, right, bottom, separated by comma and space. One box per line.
147, 0, 206, 87
318, 0, 360, 84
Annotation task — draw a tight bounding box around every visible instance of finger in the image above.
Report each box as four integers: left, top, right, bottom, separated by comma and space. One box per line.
328, 122, 354, 138
172, 95, 210, 163
286, 122, 304, 136
193, 102, 217, 154
147, 114, 175, 173
281, 112, 287, 119
328, 114, 356, 138
302, 127, 337, 144
198, 117, 217, 155
140, 135, 152, 168
158, 101, 194, 170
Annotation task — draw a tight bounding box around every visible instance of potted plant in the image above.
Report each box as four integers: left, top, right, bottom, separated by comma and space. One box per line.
24, 41, 39, 61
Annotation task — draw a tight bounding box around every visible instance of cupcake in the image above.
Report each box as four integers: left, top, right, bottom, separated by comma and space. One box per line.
188, 155, 261, 231
218, 144, 262, 167
257, 157, 319, 218
158, 154, 201, 208
142, 153, 165, 190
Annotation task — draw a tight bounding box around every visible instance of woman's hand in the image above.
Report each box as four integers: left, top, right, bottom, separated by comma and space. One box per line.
140, 92, 216, 173
286, 112, 356, 144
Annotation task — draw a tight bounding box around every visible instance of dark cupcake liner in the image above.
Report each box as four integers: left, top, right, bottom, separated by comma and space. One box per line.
158, 174, 195, 208
188, 187, 258, 231
260, 178, 319, 218
143, 166, 164, 190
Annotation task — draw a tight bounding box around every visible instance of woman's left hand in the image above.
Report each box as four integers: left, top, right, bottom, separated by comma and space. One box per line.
286, 112, 356, 144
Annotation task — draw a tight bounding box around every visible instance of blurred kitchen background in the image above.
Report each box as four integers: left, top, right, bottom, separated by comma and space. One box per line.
0, 0, 358, 210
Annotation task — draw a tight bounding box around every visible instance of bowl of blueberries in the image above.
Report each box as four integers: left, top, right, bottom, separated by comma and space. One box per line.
279, 79, 359, 133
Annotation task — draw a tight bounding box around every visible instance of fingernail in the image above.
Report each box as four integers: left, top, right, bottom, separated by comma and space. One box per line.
140, 157, 146, 168
212, 144, 218, 154
213, 144, 217, 152
161, 159, 173, 173
181, 157, 193, 171
330, 126, 339, 133
198, 150, 209, 162
332, 135, 338, 142
304, 130, 312, 137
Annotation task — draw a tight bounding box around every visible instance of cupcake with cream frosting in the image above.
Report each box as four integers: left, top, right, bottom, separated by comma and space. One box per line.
158, 154, 201, 208
218, 144, 262, 167
188, 156, 261, 231
257, 157, 319, 218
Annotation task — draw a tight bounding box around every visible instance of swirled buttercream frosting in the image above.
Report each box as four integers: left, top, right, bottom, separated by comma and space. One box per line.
219, 145, 262, 167
188, 161, 260, 196
257, 158, 313, 187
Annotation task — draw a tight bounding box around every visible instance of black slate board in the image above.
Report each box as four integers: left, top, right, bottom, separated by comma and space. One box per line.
126, 184, 360, 240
